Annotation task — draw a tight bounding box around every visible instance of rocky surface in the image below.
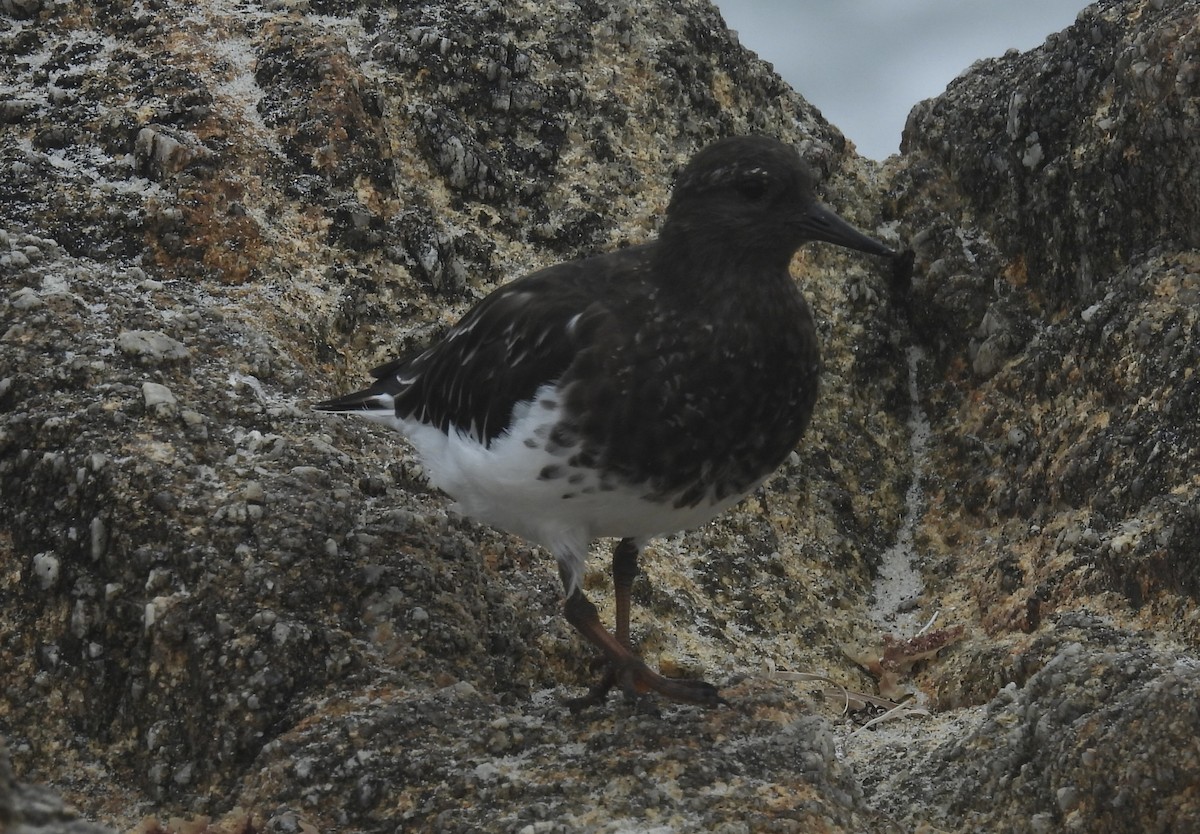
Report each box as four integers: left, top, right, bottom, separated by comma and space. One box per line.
1, 0, 1197, 832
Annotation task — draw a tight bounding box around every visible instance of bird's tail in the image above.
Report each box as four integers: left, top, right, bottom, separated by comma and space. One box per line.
315, 350, 422, 426
313, 389, 398, 423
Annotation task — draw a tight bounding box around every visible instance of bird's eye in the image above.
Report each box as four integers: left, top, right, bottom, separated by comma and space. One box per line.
736, 178, 769, 202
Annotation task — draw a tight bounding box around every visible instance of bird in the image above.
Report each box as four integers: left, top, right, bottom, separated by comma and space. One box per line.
315, 134, 904, 709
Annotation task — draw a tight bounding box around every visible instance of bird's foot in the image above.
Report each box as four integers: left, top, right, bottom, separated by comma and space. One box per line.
566, 657, 727, 713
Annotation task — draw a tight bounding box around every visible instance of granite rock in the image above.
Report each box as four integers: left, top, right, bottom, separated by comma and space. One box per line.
1, 0, 1198, 832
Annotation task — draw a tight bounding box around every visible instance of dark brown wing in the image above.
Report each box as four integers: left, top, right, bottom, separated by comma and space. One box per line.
315, 245, 653, 446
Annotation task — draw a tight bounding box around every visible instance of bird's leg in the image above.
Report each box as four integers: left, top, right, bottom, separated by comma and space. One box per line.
561, 550, 726, 712
612, 537, 639, 648
561, 590, 624, 709
564, 539, 639, 708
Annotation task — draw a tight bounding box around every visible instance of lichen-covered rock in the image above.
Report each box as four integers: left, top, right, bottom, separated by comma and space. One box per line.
863, 2, 1200, 829
235, 678, 896, 833
891, 0, 1200, 665
854, 616, 1200, 833
0, 738, 116, 834
1, 0, 906, 830
1, 0, 1198, 832
902, 0, 1200, 306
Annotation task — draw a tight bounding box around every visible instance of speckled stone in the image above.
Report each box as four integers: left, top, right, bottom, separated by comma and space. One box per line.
0, 737, 116, 833
1, 0, 1198, 832
852, 616, 1200, 833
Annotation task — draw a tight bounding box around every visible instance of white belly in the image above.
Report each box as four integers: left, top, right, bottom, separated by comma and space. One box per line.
383, 385, 753, 593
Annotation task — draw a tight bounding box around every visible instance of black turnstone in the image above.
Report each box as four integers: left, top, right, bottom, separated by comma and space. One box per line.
316, 135, 904, 709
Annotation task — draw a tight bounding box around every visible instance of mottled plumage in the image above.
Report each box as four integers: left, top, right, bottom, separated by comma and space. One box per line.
316, 135, 902, 708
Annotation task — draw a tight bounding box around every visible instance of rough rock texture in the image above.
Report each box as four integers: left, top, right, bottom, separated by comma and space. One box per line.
0, 737, 116, 833
1, 0, 1197, 832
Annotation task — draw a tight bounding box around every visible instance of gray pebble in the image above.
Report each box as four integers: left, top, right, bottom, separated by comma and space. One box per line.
142, 382, 178, 411
118, 330, 190, 362
32, 551, 60, 589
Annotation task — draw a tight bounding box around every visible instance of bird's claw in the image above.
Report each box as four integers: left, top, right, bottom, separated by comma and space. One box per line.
566, 658, 726, 712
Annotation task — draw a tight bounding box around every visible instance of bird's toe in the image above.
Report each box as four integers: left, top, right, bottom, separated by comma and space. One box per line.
565, 657, 726, 712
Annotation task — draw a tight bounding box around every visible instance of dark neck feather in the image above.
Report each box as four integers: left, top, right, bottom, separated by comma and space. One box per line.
652, 222, 800, 305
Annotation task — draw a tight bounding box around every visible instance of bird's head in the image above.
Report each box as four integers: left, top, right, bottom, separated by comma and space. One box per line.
662, 135, 896, 269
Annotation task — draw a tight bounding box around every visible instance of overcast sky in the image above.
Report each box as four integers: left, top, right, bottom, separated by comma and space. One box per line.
715, 0, 1089, 159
